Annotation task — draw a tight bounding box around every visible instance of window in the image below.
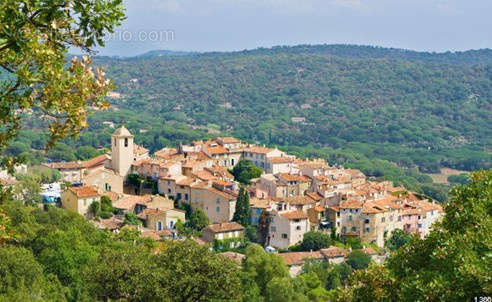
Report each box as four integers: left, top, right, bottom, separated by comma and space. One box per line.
216, 206, 220, 212
177, 193, 182, 200
381, 217, 385, 223
365, 219, 370, 224
256, 208, 261, 214
349, 215, 352, 221
337, 212, 340, 217
114, 139, 116, 146
351, 227, 356, 232
271, 226, 276, 232
216, 198, 220, 204
254, 217, 259, 224
124, 138, 128, 147
398, 216, 402, 221
342, 226, 347, 233
337, 222, 340, 227
168, 189, 171, 193
418, 215, 421, 220
231, 159, 235, 166
418, 224, 422, 228
185, 193, 188, 200
281, 234, 288, 239
390, 215, 393, 221
365, 227, 370, 232
296, 226, 301, 230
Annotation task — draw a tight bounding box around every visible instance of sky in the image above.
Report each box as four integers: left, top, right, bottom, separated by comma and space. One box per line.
93, 0, 492, 57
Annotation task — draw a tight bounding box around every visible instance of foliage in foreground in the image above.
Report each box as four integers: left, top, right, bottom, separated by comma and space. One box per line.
0, 200, 241, 301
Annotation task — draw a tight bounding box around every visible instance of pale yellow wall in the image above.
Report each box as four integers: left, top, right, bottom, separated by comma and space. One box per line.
191, 188, 236, 223
61, 191, 100, 217
84, 170, 124, 193
111, 134, 134, 178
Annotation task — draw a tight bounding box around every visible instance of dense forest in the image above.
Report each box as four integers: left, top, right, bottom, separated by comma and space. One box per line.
8, 45, 492, 201
92, 45, 491, 173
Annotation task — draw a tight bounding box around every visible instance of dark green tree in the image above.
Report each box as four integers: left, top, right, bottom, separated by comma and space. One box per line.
187, 209, 210, 231
123, 213, 141, 226
300, 231, 331, 251
231, 159, 263, 184
346, 250, 371, 270
385, 229, 412, 251
233, 186, 251, 226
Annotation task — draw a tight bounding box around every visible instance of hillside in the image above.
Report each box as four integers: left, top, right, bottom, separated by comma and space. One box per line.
89, 45, 491, 174
10, 45, 491, 201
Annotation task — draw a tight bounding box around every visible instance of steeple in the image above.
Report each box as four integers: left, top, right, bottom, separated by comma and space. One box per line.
111, 126, 134, 178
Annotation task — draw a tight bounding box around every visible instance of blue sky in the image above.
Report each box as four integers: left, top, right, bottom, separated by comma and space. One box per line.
94, 0, 492, 56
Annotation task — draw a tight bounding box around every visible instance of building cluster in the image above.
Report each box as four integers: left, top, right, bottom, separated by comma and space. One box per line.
46, 126, 443, 248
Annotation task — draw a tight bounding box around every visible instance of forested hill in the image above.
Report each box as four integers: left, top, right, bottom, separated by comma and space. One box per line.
137, 44, 492, 65
91, 45, 491, 174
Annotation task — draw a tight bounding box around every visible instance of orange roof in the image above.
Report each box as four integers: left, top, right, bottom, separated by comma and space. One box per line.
69, 186, 99, 198
207, 187, 237, 200
213, 179, 233, 187
176, 177, 196, 186
205, 222, 245, 233
215, 137, 240, 144
246, 146, 275, 154
207, 145, 229, 155
306, 192, 323, 201
314, 205, 325, 212
328, 205, 340, 212
345, 169, 365, 178
113, 194, 152, 210
192, 170, 217, 181
283, 196, 317, 206
101, 191, 120, 202
141, 229, 172, 241
268, 157, 293, 164
278, 173, 311, 182
83, 154, 109, 168
133, 144, 149, 155
279, 251, 324, 265
280, 211, 308, 220
97, 217, 123, 230
220, 251, 245, 265
340, 199, 363, 209
46, 154, 108, 170
320, 246, 348, 258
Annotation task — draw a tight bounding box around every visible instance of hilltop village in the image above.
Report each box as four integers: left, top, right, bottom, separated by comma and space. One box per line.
43, 126, 443, 268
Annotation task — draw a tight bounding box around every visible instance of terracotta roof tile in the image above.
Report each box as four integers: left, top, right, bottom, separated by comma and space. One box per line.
279, 251, 324, 266
320, 246, 348, 258
306, 192, 324, 201
207, 145, 229, 155
69, 186, 99, 198
280, 211, 308, 220
205, 222, 245, 233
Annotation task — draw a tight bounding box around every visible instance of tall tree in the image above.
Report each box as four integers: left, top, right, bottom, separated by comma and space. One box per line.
0, 0, 125, 169
233, 186, 250, 226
